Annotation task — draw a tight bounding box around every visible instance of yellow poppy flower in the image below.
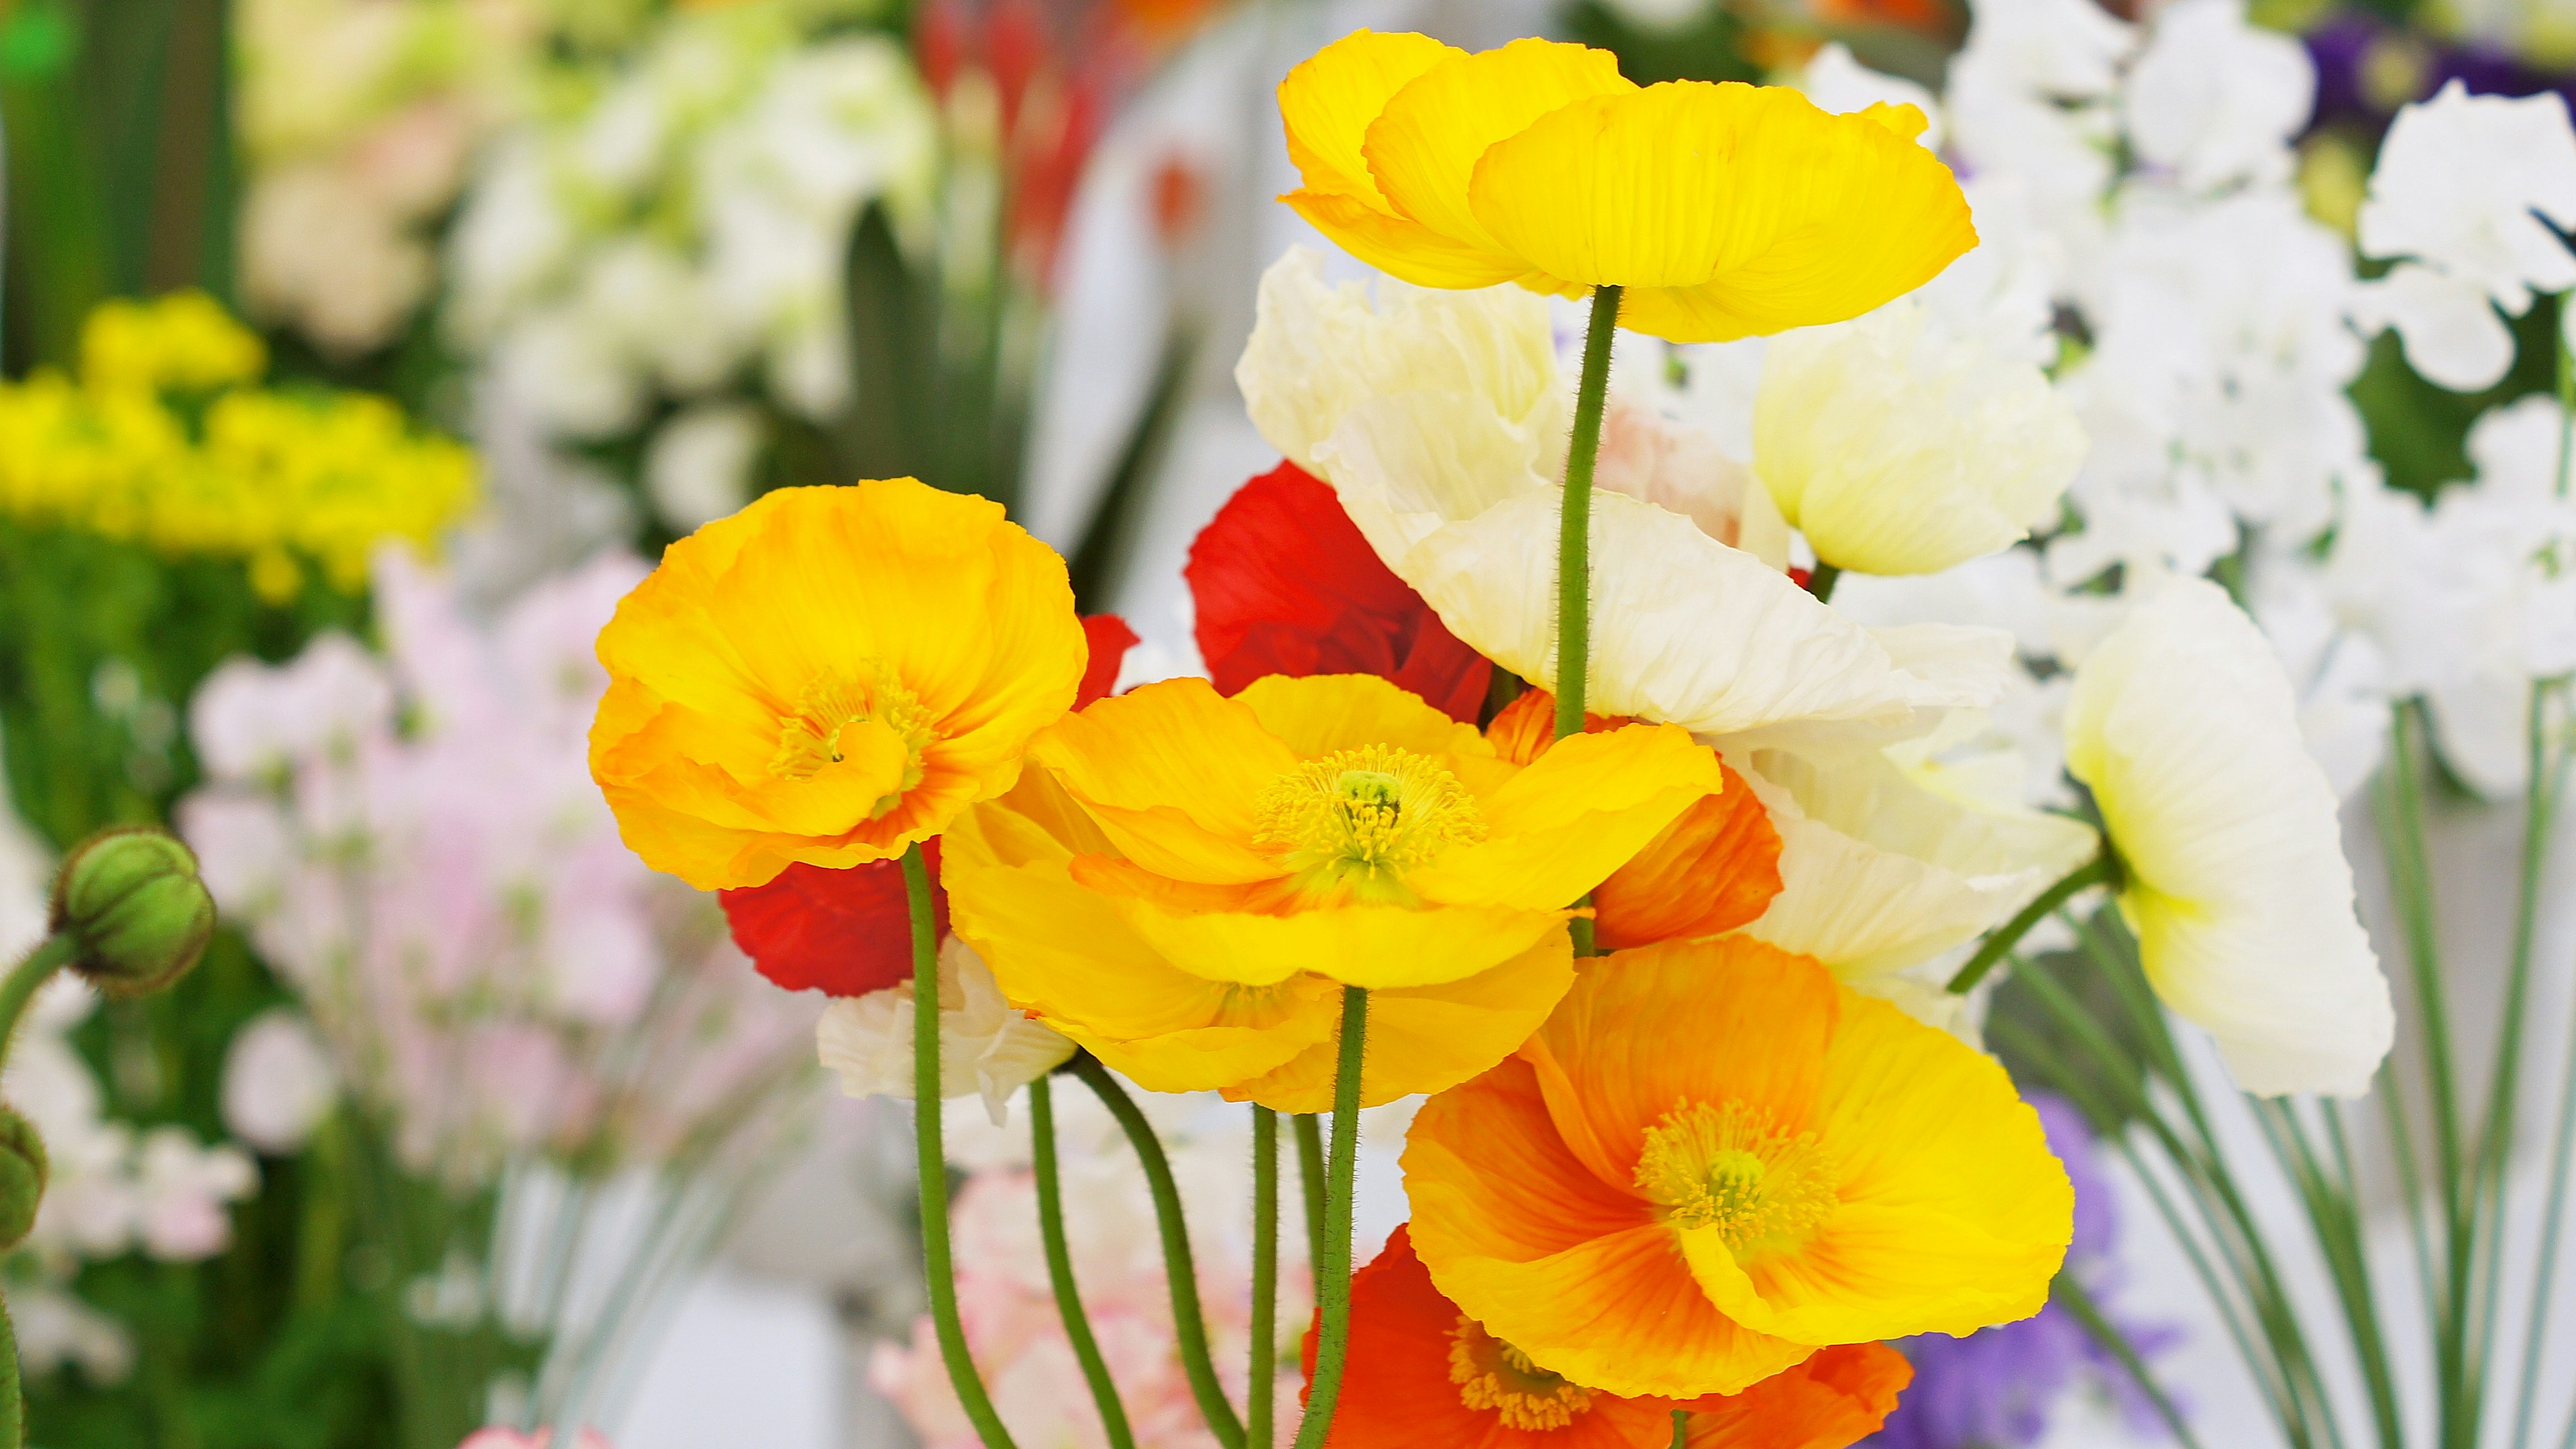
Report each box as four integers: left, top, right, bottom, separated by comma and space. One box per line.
1014, 672, 1725, 990
943, 761, 1575, 1112
588, 480, 1087, 890
1278, 31, 1977, 342
1403, 936, 2072, 1399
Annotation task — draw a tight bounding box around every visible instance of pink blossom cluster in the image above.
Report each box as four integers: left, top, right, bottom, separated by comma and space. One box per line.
181, 547, 816, 1188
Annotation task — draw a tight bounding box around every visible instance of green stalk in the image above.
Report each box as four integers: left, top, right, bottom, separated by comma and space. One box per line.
2055, 1274, 2204, 1449
1294, 1114, 1327, 1277
1030, 1074, 1135, 1449
1668, 1408, 1688, 1449
1250, 1106, 1279, 1449
2253, 1098, 2404, 1449
905, 843, 1018, 1449
1805, 561, 1841, 602
1554, 285, 1622, 742
1946, 854, 2112, 995
0, 934, 74, 1049
1072, 1056, 1246, 1449
1290, 987, 1368, 1449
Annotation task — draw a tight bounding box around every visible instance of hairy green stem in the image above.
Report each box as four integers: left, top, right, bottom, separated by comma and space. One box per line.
1291, 988, 1368, 1449
908, 845, 1018, 1449
1668, 1408, 1688, 1449
1250, 1106, 1279, 1449
1554, 285, 1621, 741
1945, 854, 2112, 995
1073, 1056, 1245, 1449
1031, 1074, 1135, 1449
0, 934, 75, 1051
1294, 1114, 1328, 1277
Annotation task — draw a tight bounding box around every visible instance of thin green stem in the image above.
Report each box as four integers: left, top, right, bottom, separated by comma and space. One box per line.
2511, 696, 2576, 1449
907, 844, 1018, 1449
1294, 1114, 1327, 1277
1554, 284, 1621, 741
1073, 1055, 1246, 1449
1250, 1106, 1279, 1449
1947, 855, 2112, 995
1291, 987, 1368, 1449
1030, 1074, 1136, 1449
0, 934, 76, 1054
2055, 1273, 2204, 1449
2255, 1099, 2405, 1449
1668, 1408, 1688, 1449
1805, 561, 1841, 602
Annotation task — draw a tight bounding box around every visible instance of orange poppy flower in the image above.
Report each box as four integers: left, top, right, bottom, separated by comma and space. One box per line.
1483, 691, 1782, 949
1303, 1224, 1911, 1448
1404, 937, 2072, 1399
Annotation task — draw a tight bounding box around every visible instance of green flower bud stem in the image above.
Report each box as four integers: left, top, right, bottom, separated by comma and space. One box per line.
0, 933, 75, 1059
0, 1289, 21, 1449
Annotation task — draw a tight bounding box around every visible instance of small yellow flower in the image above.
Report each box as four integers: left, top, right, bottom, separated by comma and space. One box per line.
80, 292, 267, 394
588, 480, 1089, 892
1278, 32, 1976, 342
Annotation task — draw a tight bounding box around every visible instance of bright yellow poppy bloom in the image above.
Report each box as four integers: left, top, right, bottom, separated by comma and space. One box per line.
1014, 672, 1724, 990
943, 761, 1576, 1112
588, 480, 1087, 891
1404, 936, 2072, 1399
1278, 31, 1977, 342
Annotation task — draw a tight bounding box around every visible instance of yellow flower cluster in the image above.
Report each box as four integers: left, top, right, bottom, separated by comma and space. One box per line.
0, 292, 476, 602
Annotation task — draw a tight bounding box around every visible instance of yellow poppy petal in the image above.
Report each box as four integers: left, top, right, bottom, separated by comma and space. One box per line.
1030, 678, 1298, 883
1232, 672, 1490, 761
1363, 38, 1635, 269
1280, 28, 1461, 213
1110, 892, 1568, 989
1410, 721, 1723, 909
1280, 189, 1535, 290
1468, 81, 1976, 341
1225, 928, 1576, 1112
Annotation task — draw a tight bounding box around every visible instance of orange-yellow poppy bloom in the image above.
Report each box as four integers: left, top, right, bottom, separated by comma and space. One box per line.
1277, 32, 1976, 343
588, 480, 1087, 890
1483, 692, 1781, 950
1404, 937, 2072, 1399
943, 672, 1726, 1110
1305, 1222, 1912, 1448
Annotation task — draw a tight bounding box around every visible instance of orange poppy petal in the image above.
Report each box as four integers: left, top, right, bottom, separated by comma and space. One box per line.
1680, 1342, 1912, 1449
1519, 941, 1837, 1192
1411, 722, 1725, 912
1405, 1055, 1658, 1265
1481, 688, 1623, 767
1593, 763, 1784, 950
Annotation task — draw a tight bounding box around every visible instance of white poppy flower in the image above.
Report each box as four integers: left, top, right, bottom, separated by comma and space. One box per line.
1236, 249, 2015, 752
816, 936, 1075, 1126
1754, 296, 2086, 576
2064, 577, 2393, 1096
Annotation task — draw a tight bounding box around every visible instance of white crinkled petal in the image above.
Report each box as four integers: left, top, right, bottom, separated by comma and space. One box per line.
815, 939, 1071, 1125
2065, 578, 2394, 1096
1397, 489, 2015, 748
1733, 747, 2099, 979
2351, 264, 2518, 394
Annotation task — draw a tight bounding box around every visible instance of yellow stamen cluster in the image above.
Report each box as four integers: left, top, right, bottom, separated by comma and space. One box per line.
1252, 744, 1485, 897
770, 665, 938, 818
0, 293, 477, 603
1447, 1315, 1597, 1430
1635, 1098, 1840, 1264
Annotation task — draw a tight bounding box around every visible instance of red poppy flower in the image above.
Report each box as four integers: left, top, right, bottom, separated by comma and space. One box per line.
1187, 461, 1491, 722
1301, 1226, 1909, 1448
720, 614, 1136, 996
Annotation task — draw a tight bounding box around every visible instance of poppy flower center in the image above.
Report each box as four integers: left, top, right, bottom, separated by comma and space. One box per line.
1635, 1099, 1839, 1264
1447, 1314, 1596, 1430
1252, 744, 1485, 899
769, 667, 936, 819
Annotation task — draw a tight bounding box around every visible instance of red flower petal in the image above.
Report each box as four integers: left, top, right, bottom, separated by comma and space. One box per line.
1187, 462, 1491, 722
718, 841, 944, 998
1079, 613, 1140, 707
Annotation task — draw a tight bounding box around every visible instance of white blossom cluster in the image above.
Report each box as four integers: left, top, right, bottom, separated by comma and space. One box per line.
443, 3, 938, 531
0, 786, 257, 1387
1620, 0, 2576, 807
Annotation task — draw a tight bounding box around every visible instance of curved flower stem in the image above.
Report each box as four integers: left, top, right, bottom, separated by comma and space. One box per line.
1071, 1055, 1247, 1449
1555, 284, 1623, 743
1294, 1114, 1328, 1277
0, 932, 74, 1049
905, 843, 1018, 1449
1030, 1073, 1136, 1449
1944, 853, 2112, 995
1291, 987, 1368, 1449
1250, 1106, 1279, 1449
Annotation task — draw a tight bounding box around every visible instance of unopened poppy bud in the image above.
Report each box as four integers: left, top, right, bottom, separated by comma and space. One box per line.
48, 826, 217, 998
0, 1109, 45, 1250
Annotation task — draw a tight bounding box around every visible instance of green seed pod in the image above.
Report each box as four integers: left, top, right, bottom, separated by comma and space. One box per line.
0, 1110, 45, 1252
47, 826, 217, 998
